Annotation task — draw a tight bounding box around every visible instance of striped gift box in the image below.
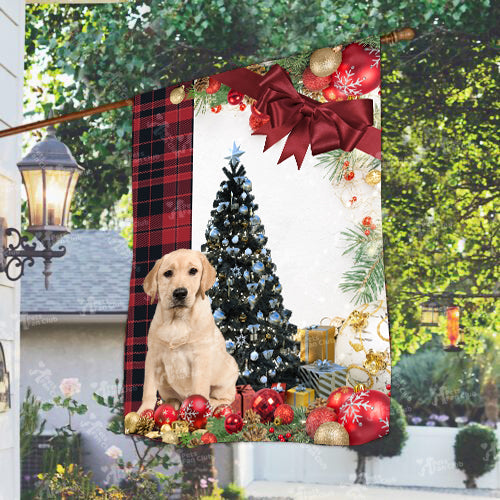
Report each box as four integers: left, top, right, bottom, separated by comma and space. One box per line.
298, 361, 347, 399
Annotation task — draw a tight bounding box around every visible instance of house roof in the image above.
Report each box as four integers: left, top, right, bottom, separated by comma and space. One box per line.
21, 230, 132, 314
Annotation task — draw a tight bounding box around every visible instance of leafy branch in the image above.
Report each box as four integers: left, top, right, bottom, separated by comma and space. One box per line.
340, 223, 385, 305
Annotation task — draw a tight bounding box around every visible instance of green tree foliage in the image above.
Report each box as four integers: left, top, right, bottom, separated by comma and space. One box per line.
454, 423, 498, 488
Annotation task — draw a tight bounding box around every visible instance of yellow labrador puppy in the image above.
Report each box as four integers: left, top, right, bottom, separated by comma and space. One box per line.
137, 249, 238, 413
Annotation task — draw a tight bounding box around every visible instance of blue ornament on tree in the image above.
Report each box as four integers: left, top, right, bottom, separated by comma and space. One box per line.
214, 309, 226, 323
247, 283, 258, 292
274, 283, 282, 292
247, 295, 257, 309
239, 205, 249, 215
250, 351, 259, 361
256, 234, 266, 244
232, 235, 239, 244
224, 220, 230, 227
209, 228, 220, 239
226, 340, 235, 351
269, 370, 276, 378
257, 311, 264, 321
250, 215, 260, 225
242, 178, 252, 192
263, 350, 274, 360
260, 375, 268, 384
243, 270, 251, 281
244, 248, 252, 256
269, 311, 281, 324
253, 261, 264, 273
222, 238, 229, 247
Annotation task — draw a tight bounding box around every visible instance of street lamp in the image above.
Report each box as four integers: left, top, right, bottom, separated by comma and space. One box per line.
0, 125, 83, 289
420, 299, 440, 327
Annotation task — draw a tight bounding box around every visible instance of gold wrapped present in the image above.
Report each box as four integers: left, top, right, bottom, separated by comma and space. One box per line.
285, 385, 315, 407
297, 318, 339, 363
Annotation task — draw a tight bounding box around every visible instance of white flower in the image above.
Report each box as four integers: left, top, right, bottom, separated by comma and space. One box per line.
59, 378, 81, 398
105, 445, 123, 460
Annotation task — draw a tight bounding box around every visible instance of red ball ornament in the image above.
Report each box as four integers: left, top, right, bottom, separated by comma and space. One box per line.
206, 77, 221, 94
211, 105, 222, 114
322, 84, 347, 102
331, 43, 380, 97
239, 103, 247, 111
338, 390, 390, 446
365, 229, 371, 236
224, 413, 244, 434
274, 404, 294, 425
278, 434, 285, 441
386, 384, 391, 390
327, 386, 354, 412
140, 409, 154, 420
212, 404, 233, 420
362, 216, 373, 227
249, 113, 270, 132
227, 88, 244, 105
178, 394, 212, 430
201, 432, 218, 444
153, 404, 178, 427
302, 66, 331, 91
305, 407, 337, 439
344, 171, 355, 181
269, 427, 274, 433
251, 389, 283, 423
285, 432, 292, 439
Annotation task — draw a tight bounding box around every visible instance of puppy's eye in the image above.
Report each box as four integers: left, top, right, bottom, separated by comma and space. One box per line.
189, 268, 198, 275
163, 270, 173, 278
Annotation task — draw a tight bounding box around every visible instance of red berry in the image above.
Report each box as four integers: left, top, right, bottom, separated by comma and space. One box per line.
278, 434, 284, 440
344, 171, 355, 181
386, 384, 391, 390
344, 161, 350, 167
352, 196, 357, 202
371, 224, 377, 230
211, 105, 222, 113
364, 229, 370, 236
269, 427, 274, 433
285, 432, 292, 439
387, 392, 391, 397
362, 216, 373, 227
239, 103, 247, 111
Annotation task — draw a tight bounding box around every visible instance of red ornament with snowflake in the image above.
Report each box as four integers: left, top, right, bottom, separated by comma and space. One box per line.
327, 386, 354, 412
153, 404, 178, 427
178, 394, 212, 430
212, 404, 233, 419
274, 403, 294, 425
206, 77, 221, 94
305, 407, 337, 439
338, 389, 390, 445
224, 413, 244, 434
331, 43, 380, 97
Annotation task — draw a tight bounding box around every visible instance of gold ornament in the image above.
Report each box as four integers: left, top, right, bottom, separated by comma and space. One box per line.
273, 416, 283, 426
305, 398, 328, 417
244, 409, 261, 425
365, 170, 382, 186
353, 383, 366, 393
309, 46, 343, 77
265, 333, 272, 340
170, 85, 185, 105
242, 424, 270, 442
192, 429, 208, 438
160, 423, 172, 434
194, 76, 209, 92
244, 95, 257, 106
314, 422, 350, 446
171, 420, 189, 435
135, 416, 155, 435
162, 430, 179, 445
145, 431, 161, 439
247, 63, 268, 75
219, 272, 226, 279
124, 412, 140, 434
239, 313, 247, 322
363, 349, 388, 375
349, 310, 369, 332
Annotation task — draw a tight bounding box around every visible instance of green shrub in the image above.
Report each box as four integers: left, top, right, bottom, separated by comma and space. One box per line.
454, 423, 498, 488
222, 482, 247, 499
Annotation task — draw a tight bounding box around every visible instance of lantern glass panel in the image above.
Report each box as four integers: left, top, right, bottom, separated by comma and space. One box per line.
45, 169, 72, 226
63, 170, 79, 226
21, 169, 44, 227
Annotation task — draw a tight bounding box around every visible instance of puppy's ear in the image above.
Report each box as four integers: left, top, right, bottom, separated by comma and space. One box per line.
143, 258, 162, 303
198, 252, 216, 300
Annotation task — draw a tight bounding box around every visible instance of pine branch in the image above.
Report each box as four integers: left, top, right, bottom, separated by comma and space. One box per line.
187, 83, 231, 115
274, 50, 312, 85
357, 35, 381, 49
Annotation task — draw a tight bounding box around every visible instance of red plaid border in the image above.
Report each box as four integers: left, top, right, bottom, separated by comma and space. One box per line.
124, 84, 194, 414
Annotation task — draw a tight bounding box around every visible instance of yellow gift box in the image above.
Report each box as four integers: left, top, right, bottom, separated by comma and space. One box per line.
296, 318, 339, 363
285, 385, 315, 407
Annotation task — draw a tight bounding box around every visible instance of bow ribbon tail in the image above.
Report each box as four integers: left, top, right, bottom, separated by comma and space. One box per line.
277, 119, 311, 168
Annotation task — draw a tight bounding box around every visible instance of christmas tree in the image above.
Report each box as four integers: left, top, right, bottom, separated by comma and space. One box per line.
202, 143, 300, 389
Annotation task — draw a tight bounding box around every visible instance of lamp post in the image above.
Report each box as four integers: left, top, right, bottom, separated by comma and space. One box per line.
0, 125, 83, 289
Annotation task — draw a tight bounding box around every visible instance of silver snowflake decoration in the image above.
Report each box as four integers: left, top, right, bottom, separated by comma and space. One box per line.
231, 264, 242, 277
182, 401, 199, 424
235, 333, 248, 348
338, 391, 374, 426
378, 416, 390, 438
333, 67, 364, 96
364, 45, 380, 69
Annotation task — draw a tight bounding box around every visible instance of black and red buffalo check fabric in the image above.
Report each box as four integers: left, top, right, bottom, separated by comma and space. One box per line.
124, 84, 194, 414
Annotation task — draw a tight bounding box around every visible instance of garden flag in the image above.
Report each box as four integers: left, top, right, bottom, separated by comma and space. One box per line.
124, 38, 391, 447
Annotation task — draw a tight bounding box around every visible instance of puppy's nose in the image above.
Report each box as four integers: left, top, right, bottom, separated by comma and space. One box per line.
173, 288, 188, 301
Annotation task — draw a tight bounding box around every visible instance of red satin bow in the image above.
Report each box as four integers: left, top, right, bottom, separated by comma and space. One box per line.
252, 65, 374, 168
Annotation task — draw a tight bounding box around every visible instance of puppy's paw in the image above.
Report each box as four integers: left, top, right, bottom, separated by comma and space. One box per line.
137, 402, 156, 416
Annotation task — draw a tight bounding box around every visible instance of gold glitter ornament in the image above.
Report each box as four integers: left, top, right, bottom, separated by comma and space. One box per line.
314, 422, 350, 446
239, 313, 247, 322
265, 333, 272, 340
309, 46, 342, 77
365, 170, 382, 186
349, 310, 369, 332
162, 430, 179, 445
364, 349, 388, 375
170, 85, 185, 105
192, 429, 209, 438
124, 412, 140, 434
273, 416, 283, 426
160, 423, 172, 434
353, 383, 366, 393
